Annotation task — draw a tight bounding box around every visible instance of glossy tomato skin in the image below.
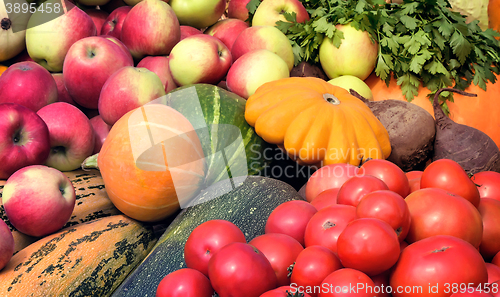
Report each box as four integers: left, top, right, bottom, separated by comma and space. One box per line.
390, 235, 488, 297
405, 188, 483, 248
359, 159, 411, 198
260, 286, 312, 297
356, 190, 411, 242
304, 204, 357, 254
337, 218, 400, 276
184, 219, 246, 276
290, 245, 343, 297
478, 198, 500, 260
319, 268, 375, 297
420, 159, 480, 207
310, 188, 339, 211
472, 171, 500, 201
265, 200, 318, 246
249, 233, 304, 287
155, 268, 214, 297
305, 164, 361, 202
208, 242, 278, 297
336, 175, 389, 207
486, 263, 500, 285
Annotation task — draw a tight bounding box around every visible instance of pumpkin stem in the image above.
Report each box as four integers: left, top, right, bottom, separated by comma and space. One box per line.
81, 154, 99, 171
323, 93, 341, 105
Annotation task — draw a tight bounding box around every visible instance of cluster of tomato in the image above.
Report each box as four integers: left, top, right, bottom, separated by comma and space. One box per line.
155, 158, 500, 297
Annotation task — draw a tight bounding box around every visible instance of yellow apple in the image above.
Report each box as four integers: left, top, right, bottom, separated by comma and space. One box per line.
328, 75, 374, 101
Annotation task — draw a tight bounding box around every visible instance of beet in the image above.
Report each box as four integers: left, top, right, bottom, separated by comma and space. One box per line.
432, 88, 500, 174
290, 61, 329, 80
350, 90, 436, 171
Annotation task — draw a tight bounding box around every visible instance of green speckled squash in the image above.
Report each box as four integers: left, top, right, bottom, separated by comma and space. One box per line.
0, 215, 157, 297
112, 176, 303, 297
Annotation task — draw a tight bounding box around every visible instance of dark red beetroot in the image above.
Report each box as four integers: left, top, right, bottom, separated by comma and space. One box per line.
431, 88, 500, 175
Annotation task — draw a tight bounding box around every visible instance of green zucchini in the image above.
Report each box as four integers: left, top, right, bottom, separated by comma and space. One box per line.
111, 176, 303, 296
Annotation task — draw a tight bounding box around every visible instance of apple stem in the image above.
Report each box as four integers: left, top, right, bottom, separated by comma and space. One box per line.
81, 154, 99, 171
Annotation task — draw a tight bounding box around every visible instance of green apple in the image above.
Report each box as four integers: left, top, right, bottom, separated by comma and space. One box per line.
252, 0, 309, 27
319, 23, 378, 81
169, 0, 226, 29
25, 0, 97, 72
328, 75, 373, 101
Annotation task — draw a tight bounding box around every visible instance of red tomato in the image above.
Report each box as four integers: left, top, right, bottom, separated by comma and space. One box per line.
450, 292, 494, 296
290, 245, 343, 297
336, 175, 389, 207
356, 190, 411, 242
359, 159, 411, 198
319, 268, 375, 297
310, 188, 339, 211
491, 281, 500, 297
337, 218, 400, 276
487, 263, 500, 285
304, 204, 357, 254
494, 252, 500, 267
265, 200, 318, 246
390, 235, 488, 297
420, 159, 480, 207
406, 170, 423, 180
400, 240, 409, 253
371, 270, 392, 297
184, 219, 246, 276
408, 178, 421, 193
208, 242, 278, 297
405, 188, 483, 248
478, 198, 500, 260
472, 171, 500, 201
156, 268, 214, 297
260, 286, 312, 297
305, 163, 361, 202
249, 233, 304, 287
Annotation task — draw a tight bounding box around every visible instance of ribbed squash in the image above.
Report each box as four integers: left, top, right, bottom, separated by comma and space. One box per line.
0, 214, 157, 297
245, 76, 391, 166
95, 104, 206, 222
0, 169, 120, 254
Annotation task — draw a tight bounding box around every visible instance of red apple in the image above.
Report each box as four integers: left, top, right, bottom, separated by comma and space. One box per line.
98, 66, 167, 126
89, 115, 111, 154
180, 25, 203, 40
100, 6, 132, 39
227, 0, 253, 22
51, 73, 76, 105
100, 35, 133, 59
0, 62, 58, 112
2, 165, 76, 237
120, 0, 181, 60
169, 34, 232, 86
137, 55, 177, 92
63, 36, 134, 109
204, 18, 249, 51
37, 102, 95, 172
0, 220, 14, 270
0, 103, 51, 180
251, 0, 309, 27
86, 9, 110, 33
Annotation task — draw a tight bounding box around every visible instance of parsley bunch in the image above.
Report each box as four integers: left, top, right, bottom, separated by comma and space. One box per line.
248, 0, 500, 109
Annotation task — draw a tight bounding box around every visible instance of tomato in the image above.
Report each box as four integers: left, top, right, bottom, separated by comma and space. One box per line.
450, 292, 494, 296
184, 219, 246, 276
356, 190, 411, 242
319, 268, 375, 297
472, 171, 500, 201
305, 163, 361, 202
420, 159, 480, 207
260, 286, 312, 297
359, 159, 411, 198
249, 233, 304, 287
337, 218, 400, 276
371, 270, 392, 297
405, 170, 423, 180
304, 204, 357, 254
290, 245, 343, 297
208, 242, 278, 297
405, 188, 483, 248
486, 263, 500, 285
400, 240, 409, 253
478, 198, 500, 260
265, 200, 318, 246
310, 188, 339, 211
494, 252, 500, 267
491, 281, 500, 297
390, 235, 488, 297
155, 268, 214, 297
408, 177, 421, 193
336, 175, 389, 207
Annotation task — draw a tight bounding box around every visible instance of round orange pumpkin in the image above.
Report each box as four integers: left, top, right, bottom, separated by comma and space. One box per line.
0, 65, 7, 76
489, 0, 500, 33
365, 73, 500, 148
97, 104, 206, 222
245, 77, 391, 167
